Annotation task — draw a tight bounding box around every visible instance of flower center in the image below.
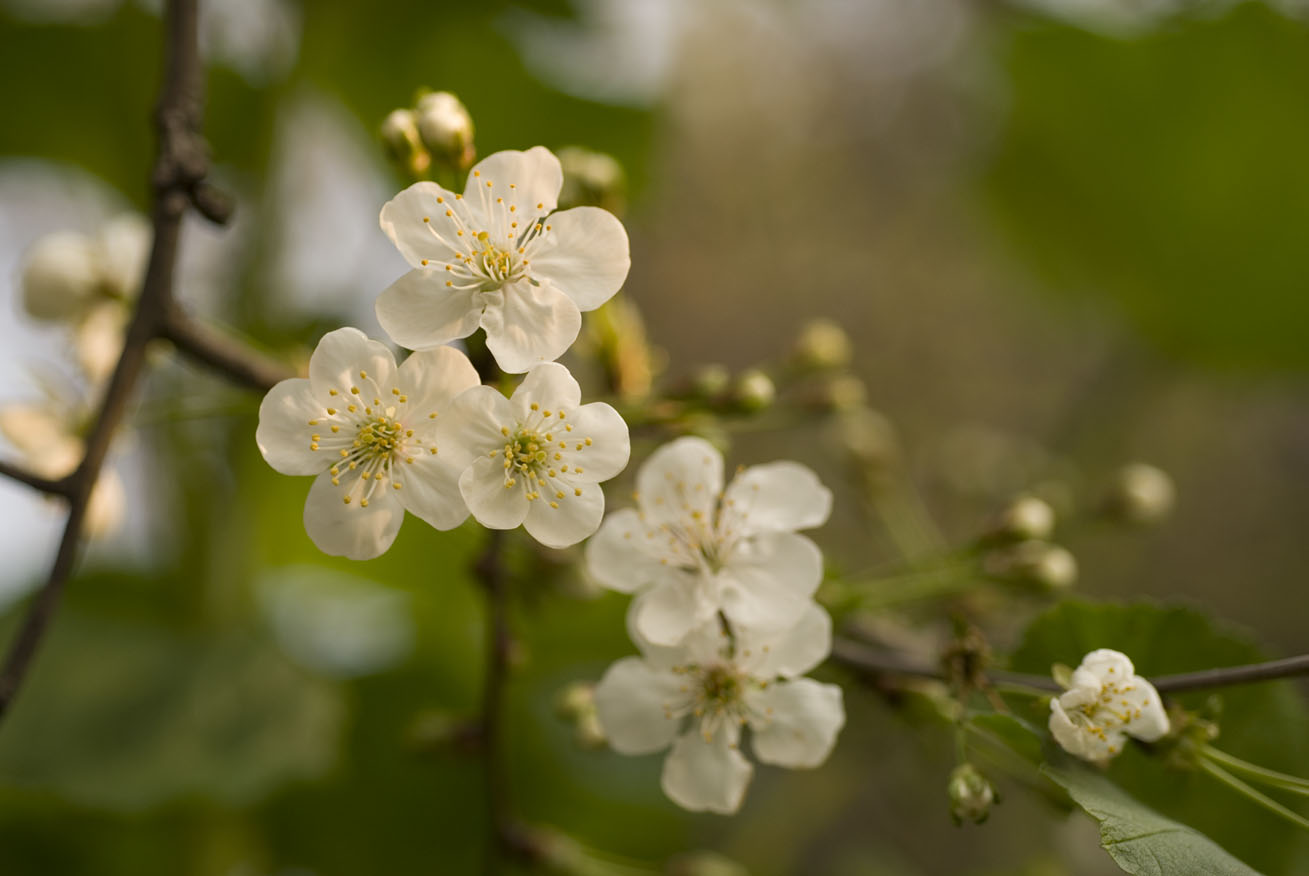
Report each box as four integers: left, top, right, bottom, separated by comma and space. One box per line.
356, 414, 403, 459
662, 661, 765, 742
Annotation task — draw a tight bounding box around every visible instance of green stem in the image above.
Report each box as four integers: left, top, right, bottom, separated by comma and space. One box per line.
1203, 745, 1309, 797
1199, 759, 1309, 832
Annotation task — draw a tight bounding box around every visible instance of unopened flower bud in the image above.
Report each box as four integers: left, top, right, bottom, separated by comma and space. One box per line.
835, 407, 899, 473
817, 374, 867, 412
557, 145, 627, 214
380, 108, 429, 176
554, 681, 595, 721
792, 318, 853, 370
689, 364, 731, 400
414, 91, 475, 171
1102, 462, 1175, 525
982, 540, 1077, 592
948, 763, 996, 825
983, 495, 1055, 543
21, 231, 100, 322
733, 369, 775, 411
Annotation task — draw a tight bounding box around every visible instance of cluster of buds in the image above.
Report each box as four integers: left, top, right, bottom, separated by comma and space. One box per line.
979, 495, 1077, 592
380, 90, 476, 180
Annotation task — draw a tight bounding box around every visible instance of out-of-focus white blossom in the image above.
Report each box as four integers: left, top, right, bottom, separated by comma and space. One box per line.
593, 604, 844, 814
586, 436, 831, 645
437, 362, 630, 548
256, 327, 478, 560
19, 213, 150, 325
1048, 648, 1169, 763
376, 146, 630, 373
413, 92, 475, 169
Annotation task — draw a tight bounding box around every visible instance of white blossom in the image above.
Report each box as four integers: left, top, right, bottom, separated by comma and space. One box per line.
437, 362, 629, 548
375, 146, 630, 373
586, 436, 832, 646
593, 604, 844, 814
1048, 648, 1169, 763
256, 327, 478, 560
19, 213, 150, 324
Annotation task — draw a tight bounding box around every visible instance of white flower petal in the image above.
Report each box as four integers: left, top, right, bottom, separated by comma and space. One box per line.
565, 402, 630, 482
1049, 698, 1125, 762
481, 280, 581, 373
739, 602, 833, 679
593, 657, 683, 755
468, 146, 563, 217
95, 212, 151, 299
376, 269, 484, 351
747, 679, 844, 769
630, 577, 717, 647
379, 181, 463, 268
511, 361, 581, 418
585, 509, 666, 594
717, 532, 824, 634
723, 461, 832, 535
256, 378, 326, 476
438, 386, 515, 469
636, 436, 724, 527
661, 727, 753, 814
397, 344, 481, 417
308, 327, 398, 397
528, 206, 630, 311
396, 456, 468, 531
1122, 676, 1169, 743
85, 469, 126, 538
303, 470, 404, 560
1079, 648, 1136, 681
459, 455, 529, 530
523, 477, 604, 548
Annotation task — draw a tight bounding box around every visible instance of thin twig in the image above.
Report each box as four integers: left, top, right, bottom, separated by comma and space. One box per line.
0, 0, 210, 722
161, 304, 293, 392
473, 528, 517, 874
0, 461, 69, 498
831, 637, 1309, 696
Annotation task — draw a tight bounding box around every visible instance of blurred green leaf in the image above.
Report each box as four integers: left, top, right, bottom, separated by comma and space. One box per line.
987, 5, 1309, 372
1010, 600, 1309, 872
1043, 761, 1258, 875
0, 613, 343, 811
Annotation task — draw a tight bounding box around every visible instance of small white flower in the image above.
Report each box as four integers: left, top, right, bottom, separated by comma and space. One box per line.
593, 604, 845, 814
256, 327, 479, 560
1048, 648, 1169, 763
437, 362, 629, 548
586, 436, 832, 646
375, 146, 631, 373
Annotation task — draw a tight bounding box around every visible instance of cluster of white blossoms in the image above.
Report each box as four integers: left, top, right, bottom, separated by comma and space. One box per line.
1048, 648, 1169, 763
587, 437, 845, 813
256, 143, 843, 815
257, 147, 632, 559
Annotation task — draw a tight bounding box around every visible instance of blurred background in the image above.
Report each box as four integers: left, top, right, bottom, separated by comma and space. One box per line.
1, 0, 1308, 873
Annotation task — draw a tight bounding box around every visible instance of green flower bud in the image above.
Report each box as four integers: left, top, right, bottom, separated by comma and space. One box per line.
948, 763, 996, 825
983, 495, 1055, 543
982, 540, 1077, 592
554, 681, 595, 721
1103, 462, 1175, 525
792, 318, 852, 370
689, 364, 731, 401
380, 108, 429, 177
733, 369, 775, 412
557, 145, 627, 215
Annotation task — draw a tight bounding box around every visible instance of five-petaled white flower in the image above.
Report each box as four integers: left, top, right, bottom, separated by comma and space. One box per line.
376, 146, 631, 373
593, 604, 844, 814
256, 327, 479, 560
438, 361, 629, 548
1048, 648, 1169, 763
585, 436, 832, 646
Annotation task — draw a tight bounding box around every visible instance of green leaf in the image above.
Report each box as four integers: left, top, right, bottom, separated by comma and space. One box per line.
0, 613, 344, 811
1010, 600, 1309, 872
1043, 762, 1260, 875
968, 712, 1045, 767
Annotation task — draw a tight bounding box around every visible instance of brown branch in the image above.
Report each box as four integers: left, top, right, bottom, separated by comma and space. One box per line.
161, 305, 294, 392
0, 0, 211, 722
0, 461, 70, 498
474, 528, 516, 874
831, 637, 1309, 696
